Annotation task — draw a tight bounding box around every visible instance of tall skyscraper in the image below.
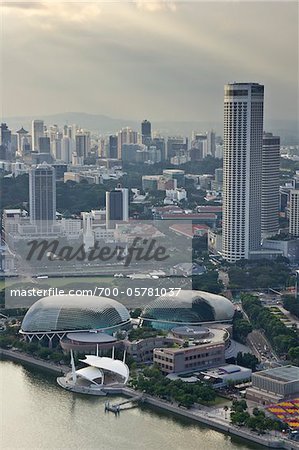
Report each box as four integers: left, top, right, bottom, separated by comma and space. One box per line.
0, 123, 12, 160
141, 120, 151, 145
117, 127, 138, 159
108, 135, 118, 159
75, 132, 90, 160
32, 120, 44, 151
61, 137, 71, 163
289, 189, 299, 237
38, 136, 51, 153
16, 127, 28, 155
106, 186, 129, 228
207, 130, 216, 157
222, 82, 264, 262
29, 163, 56, 231
261, 132, 280, 238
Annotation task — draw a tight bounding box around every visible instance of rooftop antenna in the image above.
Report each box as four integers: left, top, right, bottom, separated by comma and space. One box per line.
112, 346, 115, 360
96, 344, 99, 357
123, 349, 126, 364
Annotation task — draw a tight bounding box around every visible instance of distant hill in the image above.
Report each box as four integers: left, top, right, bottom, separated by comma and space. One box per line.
1, 112, 298, 144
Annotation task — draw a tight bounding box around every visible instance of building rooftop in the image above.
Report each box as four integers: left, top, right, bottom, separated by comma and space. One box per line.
255, 365, 299, 383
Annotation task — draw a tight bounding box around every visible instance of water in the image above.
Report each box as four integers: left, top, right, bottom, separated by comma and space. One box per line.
1, 360, 264, 450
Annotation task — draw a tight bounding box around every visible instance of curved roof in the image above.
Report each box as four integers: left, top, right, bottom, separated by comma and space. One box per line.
21, 295, 130, 333
76, 366, 104, 383
66, 332, 117, 344
142, 290, 234, 325
80, 355, 129, 383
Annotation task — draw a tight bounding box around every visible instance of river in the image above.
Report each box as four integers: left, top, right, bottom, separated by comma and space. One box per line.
1, 360, 264, 450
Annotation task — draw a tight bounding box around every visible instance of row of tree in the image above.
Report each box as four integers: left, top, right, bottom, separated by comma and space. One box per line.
241, 294, 299, 365
130, 366, 216, 408
283, 295, 299, 319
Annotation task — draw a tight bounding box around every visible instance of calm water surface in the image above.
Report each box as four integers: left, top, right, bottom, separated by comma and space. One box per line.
1, 360, 264, 450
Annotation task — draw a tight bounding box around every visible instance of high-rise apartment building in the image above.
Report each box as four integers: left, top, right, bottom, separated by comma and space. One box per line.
29, 163, 56, 230
106, 187, 129, 228
32, 120, 44, 151
222, 82, 264, 262
289, 190, 299, 237
261, 132, 280, 238
117, 127, 138, 159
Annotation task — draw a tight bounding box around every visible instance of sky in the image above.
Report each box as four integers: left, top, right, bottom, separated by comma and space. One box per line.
0, 1, 298, 122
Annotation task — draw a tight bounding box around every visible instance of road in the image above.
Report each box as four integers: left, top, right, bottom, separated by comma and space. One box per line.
247, 329, 280, 365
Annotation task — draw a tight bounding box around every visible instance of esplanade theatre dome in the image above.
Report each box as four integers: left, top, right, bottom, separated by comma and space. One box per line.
21, 295, 131, 336
141, 290, 234, 329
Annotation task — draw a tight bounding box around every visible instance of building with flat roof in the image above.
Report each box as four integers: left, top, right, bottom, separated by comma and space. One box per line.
199, 364, 252, 388
246, 365, 299, 404
153, 341, 225, 375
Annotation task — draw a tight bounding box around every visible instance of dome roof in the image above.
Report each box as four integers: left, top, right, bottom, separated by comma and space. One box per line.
141, 290, 234, 325
21, 295, 130, 333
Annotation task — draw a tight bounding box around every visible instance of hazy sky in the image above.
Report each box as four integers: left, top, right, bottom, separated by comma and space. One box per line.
1, 1, 298, 122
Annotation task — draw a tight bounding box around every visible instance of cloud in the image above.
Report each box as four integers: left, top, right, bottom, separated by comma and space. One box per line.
135, 1, 177, 12
2, 2, 102, 23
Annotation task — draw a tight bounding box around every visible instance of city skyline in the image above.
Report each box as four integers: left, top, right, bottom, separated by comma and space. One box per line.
1, 1, 298, 122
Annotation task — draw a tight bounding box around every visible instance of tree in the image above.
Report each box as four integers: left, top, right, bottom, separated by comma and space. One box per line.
236, 352, 259, 371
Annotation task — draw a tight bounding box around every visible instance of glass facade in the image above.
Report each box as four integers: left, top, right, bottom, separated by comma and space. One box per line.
141, 290, 234, 329
21, 295, 130, 334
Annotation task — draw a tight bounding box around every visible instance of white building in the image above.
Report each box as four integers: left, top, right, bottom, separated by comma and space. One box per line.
31, 120, 44, 152
222, 82, 264, 262
289, 189, 299, 237
165, 188, 187, 202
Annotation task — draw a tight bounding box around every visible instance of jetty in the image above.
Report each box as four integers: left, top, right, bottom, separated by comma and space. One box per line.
104, 395, 143, 414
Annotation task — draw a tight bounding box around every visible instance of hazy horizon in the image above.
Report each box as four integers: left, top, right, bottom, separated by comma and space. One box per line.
1, 1, 298, 122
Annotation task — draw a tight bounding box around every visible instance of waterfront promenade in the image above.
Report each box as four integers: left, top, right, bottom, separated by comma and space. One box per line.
1, 348, 299, 450
0, 348, 68, 375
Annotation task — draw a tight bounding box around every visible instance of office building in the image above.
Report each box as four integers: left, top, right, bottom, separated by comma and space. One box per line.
289, 189, 299, 237
167, 137, 186, 159
75, 132, 90, 160
222, 82, 264, 262
153, 342, 225, 375
106, 186, 129, 227
0, 123, 12, 160
261, 132, 280, 238
152, 137, 166, 161
61, 137, 71, 163
141, 119, 151, 145
108, 135, 118, 159
32, 120, 44, 151
29, 163, 56, 229
207, 130, 216, 157
38, 136, 51, 154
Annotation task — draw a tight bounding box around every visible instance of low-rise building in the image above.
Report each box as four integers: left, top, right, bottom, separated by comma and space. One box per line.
246, 365, 299, 405
153, 342, 225, 375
